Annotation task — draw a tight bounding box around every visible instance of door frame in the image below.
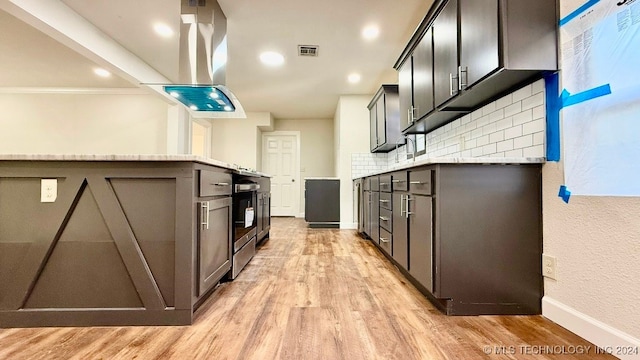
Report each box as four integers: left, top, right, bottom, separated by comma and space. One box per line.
192, 119, 212, 158
261, 131, 301, 218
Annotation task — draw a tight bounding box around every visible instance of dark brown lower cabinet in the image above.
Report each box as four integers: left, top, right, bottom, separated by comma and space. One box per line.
362, 164, 542, 316
197, 197, 232, 297
370, 191, 380, 245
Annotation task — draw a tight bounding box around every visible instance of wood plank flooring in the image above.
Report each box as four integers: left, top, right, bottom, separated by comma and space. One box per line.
0, 217, 613, 359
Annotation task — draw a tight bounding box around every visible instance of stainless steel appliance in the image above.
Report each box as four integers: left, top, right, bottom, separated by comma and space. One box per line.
230, 174, 260, 279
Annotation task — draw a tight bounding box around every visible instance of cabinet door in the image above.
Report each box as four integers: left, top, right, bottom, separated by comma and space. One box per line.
392, 193, 409, 270
398, 58, 414, 131
433, 0, 459, 107
459, 0, 498, 88
408, 194, 433, 292
363, 191, 371, 236
198, 198, 232, 296
412, 27, 434, 120
376, 96, 386, 146
369, 105, 377, 152
256, 193, 264, 235
371, 192, 380, 245
264, 193, 271, 231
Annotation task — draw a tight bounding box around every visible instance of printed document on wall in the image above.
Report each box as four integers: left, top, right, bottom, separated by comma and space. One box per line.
560, 0, 640, 196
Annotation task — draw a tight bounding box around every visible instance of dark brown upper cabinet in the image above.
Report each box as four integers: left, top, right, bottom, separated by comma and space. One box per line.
395, 0, 558, 135
368, 85, 401, 152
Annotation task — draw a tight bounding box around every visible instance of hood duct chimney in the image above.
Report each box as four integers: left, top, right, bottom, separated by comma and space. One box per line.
164, 0, 245, 118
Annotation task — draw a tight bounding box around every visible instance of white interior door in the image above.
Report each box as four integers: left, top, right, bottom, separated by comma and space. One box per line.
262, 133, 299, 217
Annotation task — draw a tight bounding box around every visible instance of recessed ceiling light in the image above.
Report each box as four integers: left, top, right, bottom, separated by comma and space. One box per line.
190, 105, 198, 110
169, 91, 180, 98
348, 73, 361, 84
362, 25, 380, 40
153, 22, 174, 38
93, 68, 111, 78
210, 92, 220, 99
259, 51, 284, 66
224, 106, 232, 111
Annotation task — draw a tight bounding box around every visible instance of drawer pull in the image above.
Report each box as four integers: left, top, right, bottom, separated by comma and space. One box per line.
379, 237, 390, 243
379, 182, 389, 186
410, 181, 426, 185
379, 199, 389, 203
379, 216, 389, 221
213, 182, 230, 186
391, 180, 405, 183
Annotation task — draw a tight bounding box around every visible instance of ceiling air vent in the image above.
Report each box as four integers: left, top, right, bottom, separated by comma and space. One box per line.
298, 45, 319, 57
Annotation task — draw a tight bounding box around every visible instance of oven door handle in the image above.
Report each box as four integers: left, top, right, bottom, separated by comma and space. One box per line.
235, 184, 261, 192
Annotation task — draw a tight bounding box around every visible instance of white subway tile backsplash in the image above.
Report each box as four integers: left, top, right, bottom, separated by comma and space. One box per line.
512, 84, 532, 102
352, 78, 548, 175
532, 104, 545, 120
496, 117, 513, 131
513, 134, 534, 149
482, 122, 497, 135
523, 118, 545, 135
482, 101, 496, 115
489, 109, 504, 122
504, 102, 522, 117
533, 131, 545, 146
490, 131, 505, 143
505, 148, 524, 157
495, 93, 513, 109
483, 143, 497, 155
512, 109, 533, 126
523, 145, 544, 157
531, 79, 545, 94
522, 92, 544, 111
477, 135, 490, 147
472, 109, 484, 120
505, 125, 523, 139
497, 139, 514, 152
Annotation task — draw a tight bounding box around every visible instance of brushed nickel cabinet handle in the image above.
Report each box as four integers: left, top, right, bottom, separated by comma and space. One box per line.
213, 182, 229, 186
201, 201, 210, 230
380, 237, 390, 243
410, 181, 426, 184
379, 216, 389, 221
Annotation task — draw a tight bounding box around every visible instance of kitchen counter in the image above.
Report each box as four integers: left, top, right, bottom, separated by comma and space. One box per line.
0, 154, 271, 178
353, 156, 546, 179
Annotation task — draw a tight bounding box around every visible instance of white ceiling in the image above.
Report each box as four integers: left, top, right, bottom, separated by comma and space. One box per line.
0, 0, 433, 119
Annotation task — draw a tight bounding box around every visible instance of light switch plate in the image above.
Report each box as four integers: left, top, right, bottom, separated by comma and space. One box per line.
41, 179, 57, 203
542, 254, 557, 280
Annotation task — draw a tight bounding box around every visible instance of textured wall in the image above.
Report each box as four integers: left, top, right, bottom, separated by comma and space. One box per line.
543, 162, 640, 338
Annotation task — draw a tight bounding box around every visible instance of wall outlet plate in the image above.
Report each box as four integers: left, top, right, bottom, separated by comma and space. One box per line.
41, 179, 57, 203
542, 254, 557, 280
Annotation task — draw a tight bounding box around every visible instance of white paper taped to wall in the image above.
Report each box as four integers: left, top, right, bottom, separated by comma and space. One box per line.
560, 0, 640, 196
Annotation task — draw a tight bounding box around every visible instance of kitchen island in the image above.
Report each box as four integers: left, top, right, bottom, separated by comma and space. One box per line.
0, 155, 269, 327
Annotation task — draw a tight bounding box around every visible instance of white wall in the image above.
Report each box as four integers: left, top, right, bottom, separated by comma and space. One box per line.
334, 95, 372, 228
273, 119, 334, 216
210, 112, 273, 169
0, 93, 169, 154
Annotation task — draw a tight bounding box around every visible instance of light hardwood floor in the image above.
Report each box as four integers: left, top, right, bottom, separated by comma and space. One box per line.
0, 217, 612, 359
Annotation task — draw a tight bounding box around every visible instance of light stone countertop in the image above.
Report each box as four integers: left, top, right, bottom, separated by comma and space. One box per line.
0, 154, 272, 177
353, 156, 546, 179
304, 177, 340, 180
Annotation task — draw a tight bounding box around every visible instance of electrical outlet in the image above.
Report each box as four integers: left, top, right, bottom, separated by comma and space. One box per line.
542, 254, 557, 280
41, 179, 57, 203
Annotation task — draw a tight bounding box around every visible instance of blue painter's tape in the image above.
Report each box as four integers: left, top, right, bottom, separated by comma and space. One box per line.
560, 84, 612, 108
558, 185, 572, 203
559, 0, 600, 27
545, 73, 561, 162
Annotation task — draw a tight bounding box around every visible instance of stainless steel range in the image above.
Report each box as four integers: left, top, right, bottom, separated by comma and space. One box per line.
229, 173, 260, 279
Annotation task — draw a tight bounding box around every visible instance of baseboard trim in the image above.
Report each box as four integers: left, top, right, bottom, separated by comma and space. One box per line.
542, 296, 640, 360
296, 213, 305, 219
340, 222, 357, 230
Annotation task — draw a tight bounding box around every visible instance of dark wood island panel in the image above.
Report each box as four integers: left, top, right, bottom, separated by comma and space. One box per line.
0, 160, 232, 327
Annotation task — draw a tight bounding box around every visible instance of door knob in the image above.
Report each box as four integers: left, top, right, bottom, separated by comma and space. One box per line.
292, 179, 295, 182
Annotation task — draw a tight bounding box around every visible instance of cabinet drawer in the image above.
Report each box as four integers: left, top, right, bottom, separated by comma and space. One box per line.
379, 192, 392, 211
370, 176, 380, 191
392, 171, 408, 191
379, 227, 392, 255
379, 175, 392, 192
199, 170, 232, 197
379, 208, 392, 232
409, 169, 432, 195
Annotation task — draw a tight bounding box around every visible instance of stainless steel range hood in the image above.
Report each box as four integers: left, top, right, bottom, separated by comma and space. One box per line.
165, 0, 245, 118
